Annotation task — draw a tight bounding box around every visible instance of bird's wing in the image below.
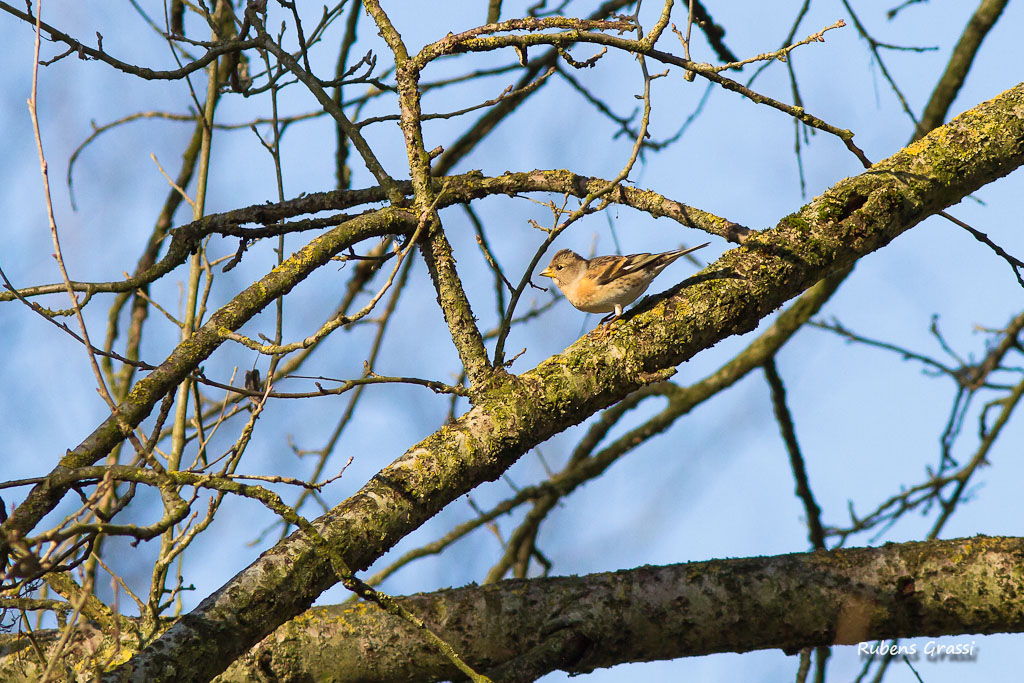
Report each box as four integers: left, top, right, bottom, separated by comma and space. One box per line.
589, 253, 656, 285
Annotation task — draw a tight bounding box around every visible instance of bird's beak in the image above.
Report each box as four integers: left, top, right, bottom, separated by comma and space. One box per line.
539, 267, 554, 278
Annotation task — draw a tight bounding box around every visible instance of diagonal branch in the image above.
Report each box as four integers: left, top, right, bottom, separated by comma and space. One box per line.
916, 0, 1008, 138
0, 209, 417, 557
364, 0, 494, 389
106, 81, 1024, 683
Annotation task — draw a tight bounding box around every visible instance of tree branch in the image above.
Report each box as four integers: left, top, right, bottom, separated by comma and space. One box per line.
6, 536, 1021, 681
0, 209, 417, 557
104, 80, 1024, 683
916, 0, 1008, 138
222, 536, 1024, 681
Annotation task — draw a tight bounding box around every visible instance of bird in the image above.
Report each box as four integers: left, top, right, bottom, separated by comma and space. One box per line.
539, 242, 710, 325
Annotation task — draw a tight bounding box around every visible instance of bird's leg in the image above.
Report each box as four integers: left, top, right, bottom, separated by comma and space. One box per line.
596, 304, 624, 331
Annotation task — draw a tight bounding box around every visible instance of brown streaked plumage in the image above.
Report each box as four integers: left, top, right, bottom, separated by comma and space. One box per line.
539, 242, 709, 324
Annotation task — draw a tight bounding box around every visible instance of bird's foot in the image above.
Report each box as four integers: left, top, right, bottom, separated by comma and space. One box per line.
593, 313, 621, 337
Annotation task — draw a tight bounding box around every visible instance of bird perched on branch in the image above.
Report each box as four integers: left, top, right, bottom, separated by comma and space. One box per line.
539, 242, 710, 325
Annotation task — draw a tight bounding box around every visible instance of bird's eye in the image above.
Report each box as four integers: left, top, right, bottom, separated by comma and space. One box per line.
555, 265, 563, 270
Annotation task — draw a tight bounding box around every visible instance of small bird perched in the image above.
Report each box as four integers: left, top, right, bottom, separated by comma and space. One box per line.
539, 242, 710, 324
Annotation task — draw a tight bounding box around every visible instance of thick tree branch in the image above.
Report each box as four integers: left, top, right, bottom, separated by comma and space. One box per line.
105, 82, 1024, 682
5, 536, 1021, 681
361, 268, 849, 590
223, 536, 1024, 681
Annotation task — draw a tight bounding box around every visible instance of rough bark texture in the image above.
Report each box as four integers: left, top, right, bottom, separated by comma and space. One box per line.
4, 536, 1022, 681
222, 535, 1024, 680
88, 81, 1024, 682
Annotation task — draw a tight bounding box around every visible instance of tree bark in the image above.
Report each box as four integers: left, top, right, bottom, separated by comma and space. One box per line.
4, 536, 1021, 681
94, 80, 1024, 682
